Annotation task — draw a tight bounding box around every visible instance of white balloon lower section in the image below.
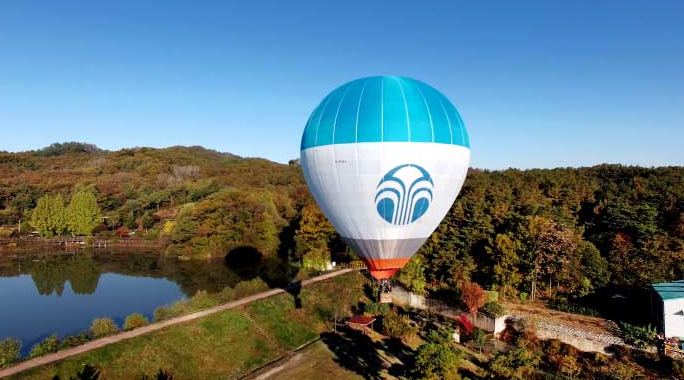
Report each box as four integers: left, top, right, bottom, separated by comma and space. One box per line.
301, 142, 470, 248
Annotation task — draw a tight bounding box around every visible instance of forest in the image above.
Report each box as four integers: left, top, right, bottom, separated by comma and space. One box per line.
1, 142, 683, 309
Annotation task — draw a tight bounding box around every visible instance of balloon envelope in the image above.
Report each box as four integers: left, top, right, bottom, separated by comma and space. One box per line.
300, 76, 470, 279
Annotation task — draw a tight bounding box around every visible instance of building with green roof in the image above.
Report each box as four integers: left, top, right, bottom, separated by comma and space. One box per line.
652, 281, 684, 337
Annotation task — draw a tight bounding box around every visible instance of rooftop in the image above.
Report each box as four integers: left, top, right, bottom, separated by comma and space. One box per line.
347, 315, 376, 326
653, 281, 684, 300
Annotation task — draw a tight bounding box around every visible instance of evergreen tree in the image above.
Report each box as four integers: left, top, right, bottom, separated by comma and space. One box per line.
30, 194, 67, 237
67, 190, 101, 236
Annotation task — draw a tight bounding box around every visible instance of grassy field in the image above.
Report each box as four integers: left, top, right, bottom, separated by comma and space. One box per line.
8, 272, 366, 380
246, 340, 374, 380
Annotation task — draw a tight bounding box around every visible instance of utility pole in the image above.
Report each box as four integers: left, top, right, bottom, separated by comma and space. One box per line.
18, 218, 21, 234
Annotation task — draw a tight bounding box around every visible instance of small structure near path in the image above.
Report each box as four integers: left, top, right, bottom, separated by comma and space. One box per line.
346, 315, 376, 335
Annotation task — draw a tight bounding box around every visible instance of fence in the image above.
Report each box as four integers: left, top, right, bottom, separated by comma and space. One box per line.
390, 285, 507, 335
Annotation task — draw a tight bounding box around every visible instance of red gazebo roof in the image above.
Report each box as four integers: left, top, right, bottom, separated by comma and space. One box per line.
347, 315, 376, 326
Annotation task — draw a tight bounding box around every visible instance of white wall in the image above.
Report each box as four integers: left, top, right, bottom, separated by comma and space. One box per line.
663, 298, 684, 338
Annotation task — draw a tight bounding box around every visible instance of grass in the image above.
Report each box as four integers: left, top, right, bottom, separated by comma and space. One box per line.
250, 340, 371, 380
7, 272, 365, 380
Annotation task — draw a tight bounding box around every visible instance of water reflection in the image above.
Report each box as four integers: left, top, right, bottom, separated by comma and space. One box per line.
0, 249, 301, 355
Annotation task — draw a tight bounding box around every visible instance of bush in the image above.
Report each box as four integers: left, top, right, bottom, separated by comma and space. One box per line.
481, 302, 507, 318
215, 286, 236, 303
29, 335, 59, 358
154, 306, 172, 321
60, 331, 90, 348
233, 278, 270, 299
620, 322, 656, 348
90, 317, 120, 338
363, 302, 390, 316
484, 290, 499, 303
0, 338, 21, 367
188, 290, 218, 310
124, 313, 149, 330
381, 311, 415, 340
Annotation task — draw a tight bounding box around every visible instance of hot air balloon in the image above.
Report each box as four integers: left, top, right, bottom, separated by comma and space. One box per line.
300, 76, 470, 292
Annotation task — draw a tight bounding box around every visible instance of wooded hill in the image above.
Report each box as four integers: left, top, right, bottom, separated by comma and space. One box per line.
1, 142, 683, 304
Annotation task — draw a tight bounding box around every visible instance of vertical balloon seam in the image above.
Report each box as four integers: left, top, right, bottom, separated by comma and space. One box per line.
397, 77, 411, 142
414, 81, 436, 144
330, 85, 358, 241
429, 84, 454, 145
438, 91, 463, 147
379, 77, 387, 243
312, 88, 339, 197
353, 81, 369, 249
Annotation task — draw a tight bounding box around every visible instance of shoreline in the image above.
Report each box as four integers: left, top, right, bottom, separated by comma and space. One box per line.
0, 237, 168, 256
0, 268, 356, 379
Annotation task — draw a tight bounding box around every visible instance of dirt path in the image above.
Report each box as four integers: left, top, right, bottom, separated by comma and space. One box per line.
0, 268, 355, 379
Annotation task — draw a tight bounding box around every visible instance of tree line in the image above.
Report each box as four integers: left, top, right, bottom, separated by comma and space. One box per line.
1, 144, 683, 302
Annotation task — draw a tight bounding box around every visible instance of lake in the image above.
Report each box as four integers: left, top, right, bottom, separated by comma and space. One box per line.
0, 249, 298, 355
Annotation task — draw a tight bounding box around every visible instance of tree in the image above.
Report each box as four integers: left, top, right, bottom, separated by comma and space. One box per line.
397, 256, 427, 294
489, 233, 522, 299
577, 240, 609, 293
460, 281, 486, 313
488, 338, 540, 380
472, 328, 487, 353
411, 341, 462, 380
30, 194, 67, 237
67, 190, 102, 236
525, 217, 578, 300
294, 202, 336, 259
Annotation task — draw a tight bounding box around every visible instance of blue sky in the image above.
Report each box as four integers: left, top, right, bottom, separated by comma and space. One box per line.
0, 1, 682, 169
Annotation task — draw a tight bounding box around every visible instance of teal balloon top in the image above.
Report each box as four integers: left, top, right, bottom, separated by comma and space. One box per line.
301, 76, 469, 151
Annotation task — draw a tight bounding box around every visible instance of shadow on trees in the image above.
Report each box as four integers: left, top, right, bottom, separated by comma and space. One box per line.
320, 327, 413, 380
225, 245, 304, 308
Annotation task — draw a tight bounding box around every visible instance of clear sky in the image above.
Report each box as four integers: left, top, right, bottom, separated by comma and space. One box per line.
0, 1, 682, 169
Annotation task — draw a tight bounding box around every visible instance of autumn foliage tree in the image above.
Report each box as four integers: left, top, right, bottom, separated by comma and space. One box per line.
460, 281, 486, 313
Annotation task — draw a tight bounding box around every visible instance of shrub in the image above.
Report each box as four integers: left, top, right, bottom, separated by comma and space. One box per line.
233, 278, 270, 299
60, 331, 90, 348
363, 302, 390, 316
29, 335, 59, 358
458, 314, 474, 336
154, 306, 172, 321
381, 311, 415, 340
620, 322, 657, 348
0, 338, 21, 367
188, 290, 218, 310
484, 290, 499, 303
481, 302, 507, 318
90, 317, 120, 338
215, 287, 236, 303
124, 313, 149, 330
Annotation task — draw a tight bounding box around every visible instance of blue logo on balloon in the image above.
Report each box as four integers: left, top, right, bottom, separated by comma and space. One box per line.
375, 164, 434, 225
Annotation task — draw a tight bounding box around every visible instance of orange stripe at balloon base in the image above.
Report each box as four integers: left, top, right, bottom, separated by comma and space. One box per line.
360, 257, 411, 280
